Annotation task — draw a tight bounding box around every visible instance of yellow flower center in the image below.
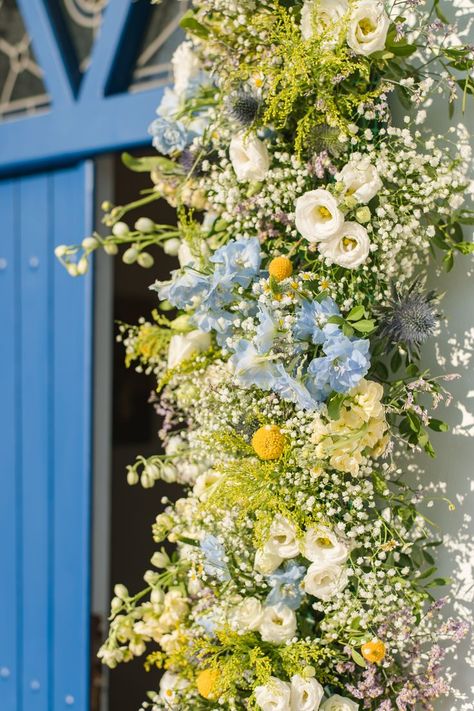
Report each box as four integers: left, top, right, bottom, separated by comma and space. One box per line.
359, 17, 376, 35
197, 669, 219, 699
316, 537, 333, 548
318, 206, 332, 220
269, 256, 293, 282
342, 237, 357, 252
252, 425, 286, 460
361, 639, 386, 664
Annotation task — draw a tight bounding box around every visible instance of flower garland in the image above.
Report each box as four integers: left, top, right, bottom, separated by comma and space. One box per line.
58, 1, 474, 709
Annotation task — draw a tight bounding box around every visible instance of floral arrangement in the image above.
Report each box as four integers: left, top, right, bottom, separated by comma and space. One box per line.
57, 1, 474, 709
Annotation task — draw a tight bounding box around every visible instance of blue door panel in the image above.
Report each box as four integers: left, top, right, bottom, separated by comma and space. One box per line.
0, 181, 20, 711
0, 164, 93, 711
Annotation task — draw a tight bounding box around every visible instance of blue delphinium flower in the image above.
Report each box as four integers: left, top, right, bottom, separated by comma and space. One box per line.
256, 304, 278, 353
294, 297, 340, 345
151, 269, 210, 310
307, 333, 370, 394
148, 117, 189, 155
200, 534, 230, 582
273, 363, 319, 411
229, 340, 279, 390
210, 237, 262, 289
193, 306, 237, 346
266, 561, 306, 610
195, 613, 218, 637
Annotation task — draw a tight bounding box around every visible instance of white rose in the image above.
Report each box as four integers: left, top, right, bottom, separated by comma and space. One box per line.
301, 0, 349, 45
254, 546, 284, 574
290, 674, 324, 711
336, 156, 382, 203
321, 694, 359, 711
171, 41, 202, 97
303, 526, 349, 567
255, 677, 291, 711
259, 604, 297, 644
232, 597, 263, 632
303, 563, 349, 601
295, 189, 345, 243
159, 671, 189, 706
319, 222, 370, 269
265, 515, 300, 559
168, 330, 211, 370
229, 133, 270, 182
347, 1, 390, 56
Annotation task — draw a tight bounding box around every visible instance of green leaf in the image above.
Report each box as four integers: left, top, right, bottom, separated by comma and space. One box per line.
434, 0, 449, 24
351, 649, 367, 669
418, 566, 436, 580
180, 10, 209, 38
406, 363, 419, 377
426, 577, 452, 588
373, 362, 389, 380
454, 241, 474, 255
352, 319, 375, 333
391, 350, 402, 373
429, 419, 449, 433
327, 392, 345, 420
122, 152, 183, 175
346, 305, 365, 322
443, 251, 454, 272
327, 315, 345, 326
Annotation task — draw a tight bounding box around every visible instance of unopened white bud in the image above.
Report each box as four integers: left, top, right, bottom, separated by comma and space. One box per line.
127, 469, 139, 486
122, 247, 138, 264
112, 221, 129, 237
137, 252, 154, 268
77, 257, 88, 275
67, 263, 78, 277
151, 551, 170, 569
135, 217, 155, 233
163, 238, 181, 256
55, 245, 67, 258
114, 584, 129, 600
111, 596, 122, 613
104, 242, 118, 256
150, 588, 164, 605
82, 236, 99, 250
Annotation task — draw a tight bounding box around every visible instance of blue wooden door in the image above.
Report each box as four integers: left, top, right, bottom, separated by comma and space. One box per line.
0, 163, 93, 711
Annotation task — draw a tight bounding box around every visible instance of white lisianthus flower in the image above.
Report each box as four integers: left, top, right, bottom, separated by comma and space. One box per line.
159, 671, 189, 706
319, 222, 370, 269
255, 677, 291, 711
303, 526, 349, 567
259, 604, 297, 644
168, 330, 211, 370
171, 41, 202, 97
232, 597, 263, 631
301, 0, 349, 44
193, 470, 221, 499
265, 514, 300, 559
229, 133, 270, 182
336, 155, 382, 203
295, 189, 345, 243
254, 546, 284, 574
347, 1, 390, 56
321, 694, 359, 711
290, 674, 324, 711
303, 563, 349, 600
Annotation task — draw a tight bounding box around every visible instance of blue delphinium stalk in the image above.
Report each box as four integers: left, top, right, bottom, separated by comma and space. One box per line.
307, 333, 370, 395
266, 561, 306, 610
200, 534, 230, 582
229, 340, 280, 390
294, 297, 340, 345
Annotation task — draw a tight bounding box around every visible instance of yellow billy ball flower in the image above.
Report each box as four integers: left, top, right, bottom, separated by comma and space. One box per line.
268, 256, 293, 282
361, 639, 386, 664
252, 425, 286, 460
196, 669, 219, 699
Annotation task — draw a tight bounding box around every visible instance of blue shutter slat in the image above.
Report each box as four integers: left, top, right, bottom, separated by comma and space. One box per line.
51, 163, 93, 711
20, 173, 52, 710
0, 164, 93, 711
0, 180, 20, 711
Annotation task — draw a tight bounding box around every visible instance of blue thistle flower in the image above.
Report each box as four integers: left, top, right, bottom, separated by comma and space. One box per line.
379, 282, 439, 357
227, 89, 261, 126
